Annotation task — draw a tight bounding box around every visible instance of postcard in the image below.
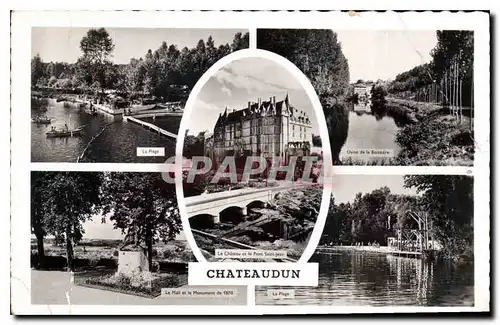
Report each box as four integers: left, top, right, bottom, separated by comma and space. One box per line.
10, 10, 490, 315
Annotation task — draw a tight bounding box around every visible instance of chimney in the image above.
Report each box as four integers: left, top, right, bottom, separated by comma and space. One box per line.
258, 97, 261, 107
273, 96, 276, 105
248, 101, 250, 109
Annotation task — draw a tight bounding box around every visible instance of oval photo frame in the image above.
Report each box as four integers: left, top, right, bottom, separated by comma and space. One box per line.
175, 49, 333, 263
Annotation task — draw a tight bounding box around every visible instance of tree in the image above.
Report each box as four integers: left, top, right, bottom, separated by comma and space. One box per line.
324, 102, 349, 164
78, 28, 115, 94
126, 58, 146, 93
258, 29, 350, 99
312, 135, 322, 147
431, 31, 474, 108
257, 29, 351, 164
370, 84, 388, 111
31, 172, 52, 269
142, 49, 160, 96
387, 63, 433, 97
31, 54, 45, 87
404, 175, 474, 259
231, 32, 249, 51
321, 186, 426, 246
431, 31, 474, 83
101, 173, 182, 269
320, 197, 354, 245
183, 131, 207, 159
42, 172, 103, 271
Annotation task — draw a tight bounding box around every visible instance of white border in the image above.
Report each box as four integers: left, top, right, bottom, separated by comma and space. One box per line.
174, 48, 334, 263
10, 10, 490, 315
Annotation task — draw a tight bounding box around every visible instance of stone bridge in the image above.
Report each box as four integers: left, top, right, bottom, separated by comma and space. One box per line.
185, 183, 309, 228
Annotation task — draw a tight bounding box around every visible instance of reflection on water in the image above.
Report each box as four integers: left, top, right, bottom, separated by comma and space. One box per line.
31, 98, 180, 163
340, 102, 402, 163
256, 251, 474, 306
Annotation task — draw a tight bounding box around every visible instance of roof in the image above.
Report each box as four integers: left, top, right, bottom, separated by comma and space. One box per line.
215, 95, 311, 126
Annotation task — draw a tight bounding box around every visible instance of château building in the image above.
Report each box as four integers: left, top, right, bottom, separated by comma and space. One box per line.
212, 95, 312, 164
353, 82, 374, 102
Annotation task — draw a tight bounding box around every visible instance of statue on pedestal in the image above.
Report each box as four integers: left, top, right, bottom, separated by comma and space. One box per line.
119, 223, 145, 252
117, 222, 149, 275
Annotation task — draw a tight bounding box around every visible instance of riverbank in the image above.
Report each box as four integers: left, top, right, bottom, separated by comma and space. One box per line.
316, 245, 473, 266
316, 245, 405, 255
192, 185, 323, 259
390, 98, 474, 166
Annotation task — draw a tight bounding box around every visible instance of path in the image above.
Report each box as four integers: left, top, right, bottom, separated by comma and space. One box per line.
31, 270, 246, 306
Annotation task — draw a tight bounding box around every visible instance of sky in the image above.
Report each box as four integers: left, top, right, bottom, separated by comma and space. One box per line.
82, 213, 186, 241
331, 175, 418, 204
335, 30, 438, 82
31, 27, 247, 64
188, 57, 320, 135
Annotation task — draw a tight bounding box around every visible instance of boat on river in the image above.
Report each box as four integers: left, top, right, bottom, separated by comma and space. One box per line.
46, 126, 84, 138
85, 108, 98, 116
31, 116, 51, 124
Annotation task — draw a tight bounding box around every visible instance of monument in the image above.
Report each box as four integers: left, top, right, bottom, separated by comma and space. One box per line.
117, 223, 149, 276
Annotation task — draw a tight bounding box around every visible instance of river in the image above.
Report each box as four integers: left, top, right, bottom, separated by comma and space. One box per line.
255, 250, 474, 306
340, 103, 402, 164
31, 98, 181, 163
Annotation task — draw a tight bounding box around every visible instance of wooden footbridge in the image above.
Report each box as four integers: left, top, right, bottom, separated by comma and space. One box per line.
124, 116, 177, 139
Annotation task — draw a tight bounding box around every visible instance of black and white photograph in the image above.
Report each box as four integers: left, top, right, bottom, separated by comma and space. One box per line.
256, 174, 474, 306
31, 27, 249, 163
10, 10, 490, 316
257, 29, 474, 166
179, 56, 328, 262
30, 171, 247, 305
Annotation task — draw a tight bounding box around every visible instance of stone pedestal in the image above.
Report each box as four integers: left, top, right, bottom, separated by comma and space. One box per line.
117, 250, 149, 276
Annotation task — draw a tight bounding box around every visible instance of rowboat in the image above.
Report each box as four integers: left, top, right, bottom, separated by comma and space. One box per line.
85, 108, 98, 116
32, 117, 51, 124
46, 127, 84, 138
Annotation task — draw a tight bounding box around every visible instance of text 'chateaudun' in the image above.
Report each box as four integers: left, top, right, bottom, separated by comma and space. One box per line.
206, 269, 301, 279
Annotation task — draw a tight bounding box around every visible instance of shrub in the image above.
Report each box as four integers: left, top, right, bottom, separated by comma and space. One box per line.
115, 273, 131, 287
163, 249, 173, 259
179, 250, 196, 262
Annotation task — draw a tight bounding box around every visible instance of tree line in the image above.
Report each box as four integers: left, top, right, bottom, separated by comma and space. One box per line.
31, 172, 181, 271
31, 28, 249, 101
387, 31, 474, 107
257, 29, 351, 164
320, 175, 473, 260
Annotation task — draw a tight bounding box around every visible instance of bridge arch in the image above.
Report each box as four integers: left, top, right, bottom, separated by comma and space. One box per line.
189, 214, 217, 230
246, 200, 267, 210
219, 206, 246, 224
